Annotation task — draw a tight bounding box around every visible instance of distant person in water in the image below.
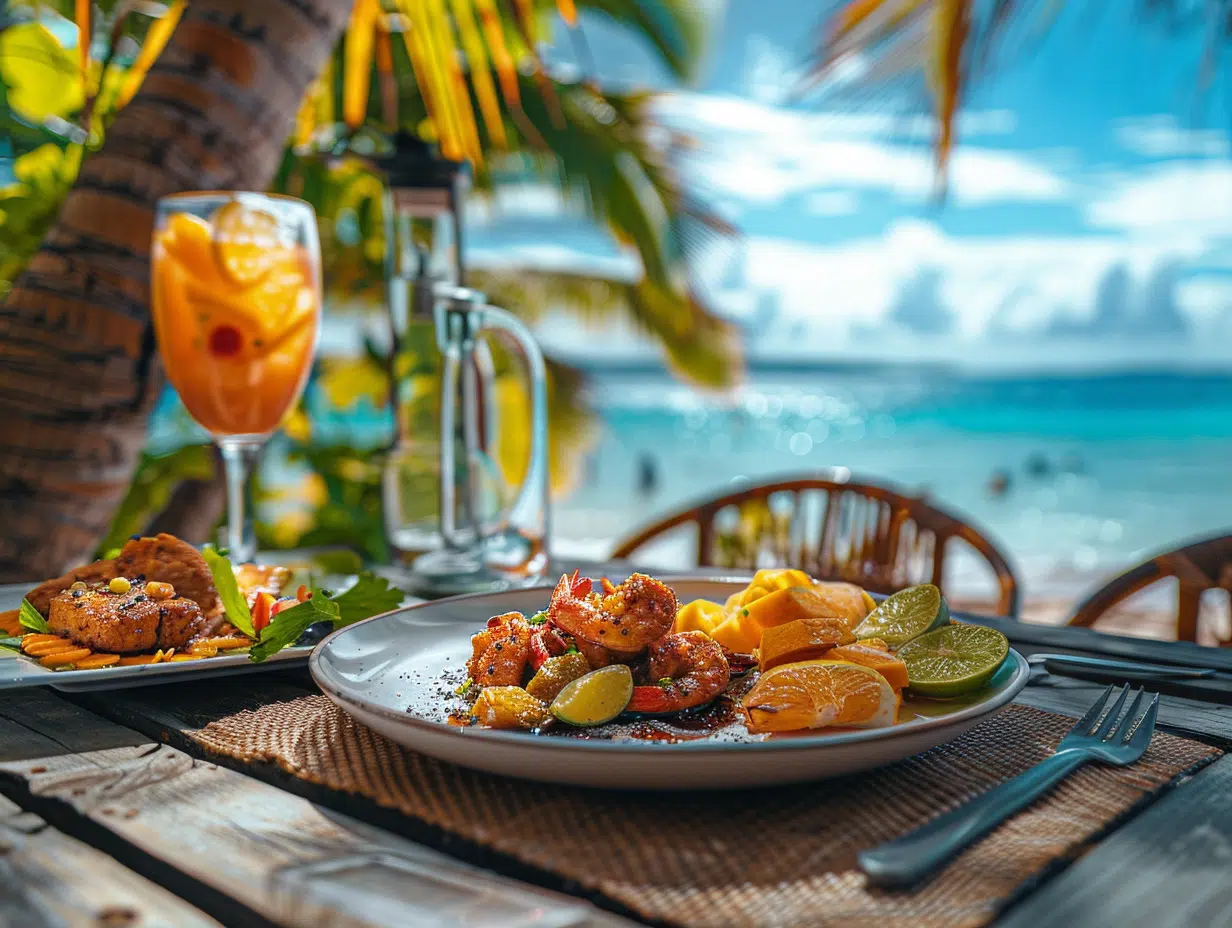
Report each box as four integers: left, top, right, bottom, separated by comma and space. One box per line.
1025, 452, 1052, 479
637, 454, 659, 497
987, 470, 1011, 498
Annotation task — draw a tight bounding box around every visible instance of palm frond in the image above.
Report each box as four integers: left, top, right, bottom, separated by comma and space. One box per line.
116, 0, 184, 108
344, 0, 379, 130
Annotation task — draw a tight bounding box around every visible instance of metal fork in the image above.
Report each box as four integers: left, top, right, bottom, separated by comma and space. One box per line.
859, 685, 1160, 889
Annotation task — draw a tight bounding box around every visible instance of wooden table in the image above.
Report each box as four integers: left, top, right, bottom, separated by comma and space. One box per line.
4, 578, 1232, 927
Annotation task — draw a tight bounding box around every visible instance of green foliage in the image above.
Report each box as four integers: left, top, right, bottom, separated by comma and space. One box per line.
96, 445, 217, 555
0, 142, 82, 294
0, 0, 744, 559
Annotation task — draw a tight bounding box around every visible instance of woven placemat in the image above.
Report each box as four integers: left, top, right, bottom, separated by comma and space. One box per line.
190, 697, 1218, 927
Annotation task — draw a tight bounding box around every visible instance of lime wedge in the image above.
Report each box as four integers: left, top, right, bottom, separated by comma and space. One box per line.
551, 664, 633, 727
853, 584, 949, 648
896, 624, 1009, 697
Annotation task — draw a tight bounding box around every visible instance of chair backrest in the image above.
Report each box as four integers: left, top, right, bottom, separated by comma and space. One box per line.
1067, 531, 1232, 642
611, 471, 1020, 617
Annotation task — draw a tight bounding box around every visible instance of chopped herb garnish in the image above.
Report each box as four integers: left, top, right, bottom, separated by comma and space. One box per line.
19, 599, 49, 634
528, 611, 548, 626
455, 678, 473, 696
741, 608, 749, 617
565, 645, 578, 654
657, 676, 673, 687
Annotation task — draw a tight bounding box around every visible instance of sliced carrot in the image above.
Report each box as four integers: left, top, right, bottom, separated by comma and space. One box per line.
189, 644, 219, 657
117, 654, 160, 666
192, 636, 252, 651
20, 634, 68, 648
39, 648, 92, 668
24, 640, 84, 657
75, 653, 121, 670
170, 654, 204, 662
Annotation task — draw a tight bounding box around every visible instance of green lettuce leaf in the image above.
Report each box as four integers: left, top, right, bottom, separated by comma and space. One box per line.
246, 573, 406, 663
248, 596, 340, 664
201, 546, 255, 638
328, 573, 404, 626
0, 636, 22, 655
19, 598, 48, 634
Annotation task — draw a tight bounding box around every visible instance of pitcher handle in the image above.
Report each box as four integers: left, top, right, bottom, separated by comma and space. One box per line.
434, 286, 550, 560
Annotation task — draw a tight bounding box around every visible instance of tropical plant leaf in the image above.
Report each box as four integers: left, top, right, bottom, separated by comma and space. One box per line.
573, 0, 708, 82
0, 22, 84, 122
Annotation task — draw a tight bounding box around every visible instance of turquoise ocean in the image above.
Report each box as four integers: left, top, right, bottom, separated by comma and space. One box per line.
553, 367, 1232, 601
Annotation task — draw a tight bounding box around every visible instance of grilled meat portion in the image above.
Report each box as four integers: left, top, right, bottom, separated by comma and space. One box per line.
47, 580, 212, 654
26, 560, 119, 616
26, 533, 222, 620
114, 534, 221, 619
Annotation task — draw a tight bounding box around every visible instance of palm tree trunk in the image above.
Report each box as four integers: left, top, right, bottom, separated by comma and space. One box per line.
0, 0, 353, 581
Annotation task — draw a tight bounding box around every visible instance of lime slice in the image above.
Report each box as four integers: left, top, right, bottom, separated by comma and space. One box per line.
551, 664, 633, 727
853, 584, 949, 648
897, 624, 1009, 697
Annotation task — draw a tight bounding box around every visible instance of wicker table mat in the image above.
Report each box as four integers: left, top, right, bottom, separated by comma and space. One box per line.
190, 698, 1219, 928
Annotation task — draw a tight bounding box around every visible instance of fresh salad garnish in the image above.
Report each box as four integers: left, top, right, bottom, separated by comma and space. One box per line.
204, 547, 404, 663
19, 598, 49, 634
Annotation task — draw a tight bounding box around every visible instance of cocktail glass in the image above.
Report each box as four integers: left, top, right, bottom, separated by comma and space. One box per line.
151, 192, 322, 564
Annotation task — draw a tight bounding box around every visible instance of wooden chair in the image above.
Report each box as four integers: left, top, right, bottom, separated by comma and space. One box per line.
1067, 531, 1232, 643
611, 470, 1020, 617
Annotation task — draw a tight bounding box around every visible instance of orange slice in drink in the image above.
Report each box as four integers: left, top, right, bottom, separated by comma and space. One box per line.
212, 200, 282, 287
824, 643, 910, 691
757, 617, 855, 672
742, 660, 897, 734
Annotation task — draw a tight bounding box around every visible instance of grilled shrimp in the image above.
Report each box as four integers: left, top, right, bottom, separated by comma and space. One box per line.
547, 570, 677, 652
467, 612, 532, 687
626, 631, 731, 714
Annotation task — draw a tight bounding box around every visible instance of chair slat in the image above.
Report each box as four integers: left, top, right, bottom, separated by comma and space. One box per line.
611, 472, 1020, 617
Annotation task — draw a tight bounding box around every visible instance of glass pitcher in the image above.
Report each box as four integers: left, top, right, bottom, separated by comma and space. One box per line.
402, 285, 550, 597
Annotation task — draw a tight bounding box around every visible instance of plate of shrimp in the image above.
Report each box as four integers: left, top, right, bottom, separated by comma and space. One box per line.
310, 571, 1028, 789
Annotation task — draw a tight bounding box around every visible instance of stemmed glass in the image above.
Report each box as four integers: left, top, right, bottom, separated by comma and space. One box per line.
150, 192, 322, 564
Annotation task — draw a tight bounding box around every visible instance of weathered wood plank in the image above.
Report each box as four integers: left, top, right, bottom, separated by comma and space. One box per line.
0, 793, 220, 928
1, 690, 637, 928
997, 754, 1232, 927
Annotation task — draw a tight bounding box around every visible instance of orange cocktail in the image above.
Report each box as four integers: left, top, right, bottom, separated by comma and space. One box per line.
151, 192, 321, 564
151, 197, 320, 436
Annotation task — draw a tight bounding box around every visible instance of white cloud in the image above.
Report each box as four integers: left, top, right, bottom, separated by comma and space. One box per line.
1085, 162, 1232, 241
745, 36, 802, 105
737, 219, 1214, 358
657, 93, 1061, 208
469, 243, 640, 281
1114, 115, 1230, 159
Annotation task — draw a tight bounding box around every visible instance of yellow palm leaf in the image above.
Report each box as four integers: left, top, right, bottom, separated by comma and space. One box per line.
116, 0, 184, 107
295, 63, 332, 149
931, 0, 969, 187
471, 0, 521, 107
76, 0, 90, 82
426, 0, 484, 166
449, 0, 507, 147
375, 16, 399, 127
396, 0, 464, 160
344, 0, 380, 130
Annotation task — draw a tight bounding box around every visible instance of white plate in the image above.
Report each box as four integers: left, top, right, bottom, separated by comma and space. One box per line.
0, 582, 312, 692
310, 578, 1030, 790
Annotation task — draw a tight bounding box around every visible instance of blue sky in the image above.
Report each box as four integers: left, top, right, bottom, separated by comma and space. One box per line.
471, 0, 1232, 368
